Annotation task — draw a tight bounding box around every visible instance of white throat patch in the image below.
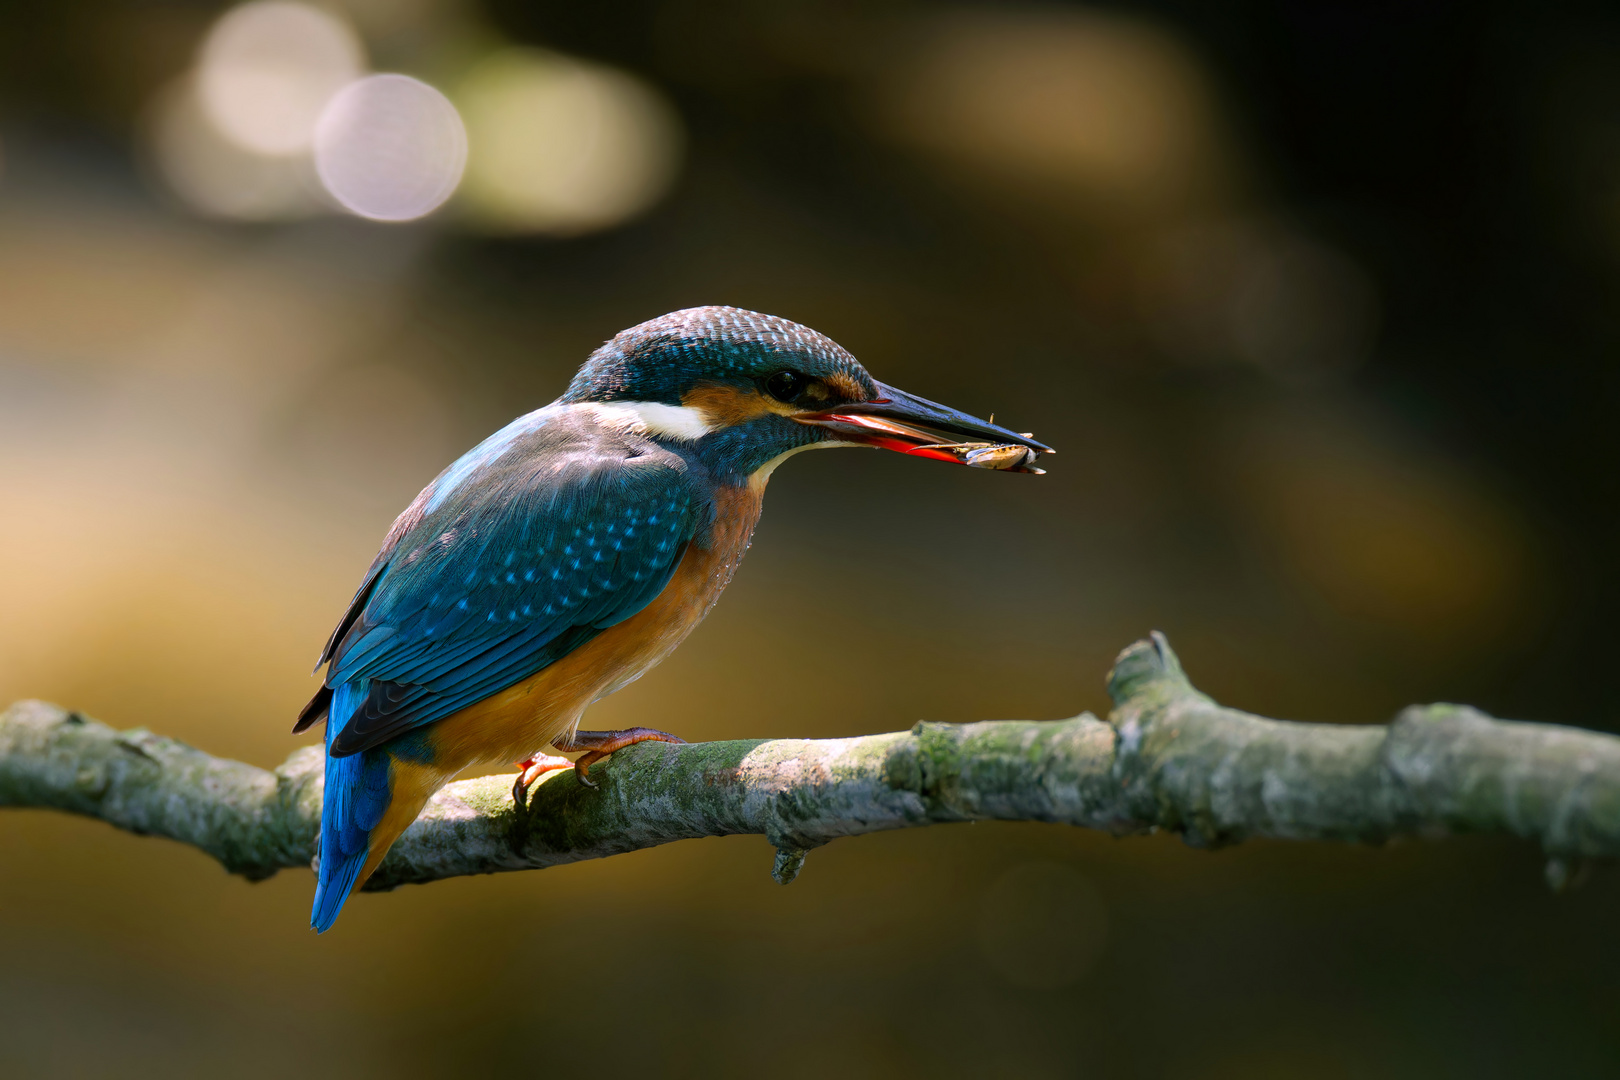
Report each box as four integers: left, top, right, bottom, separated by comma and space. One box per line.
577, 401, 715, 442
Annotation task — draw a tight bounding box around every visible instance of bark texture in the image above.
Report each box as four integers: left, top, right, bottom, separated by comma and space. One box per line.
3, 634, 1617, 891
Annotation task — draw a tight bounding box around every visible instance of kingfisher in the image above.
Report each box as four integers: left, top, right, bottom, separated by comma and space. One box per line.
295, 306, 1052, 932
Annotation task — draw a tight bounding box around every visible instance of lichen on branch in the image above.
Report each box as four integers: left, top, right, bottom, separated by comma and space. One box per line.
3, 634, 1617, 892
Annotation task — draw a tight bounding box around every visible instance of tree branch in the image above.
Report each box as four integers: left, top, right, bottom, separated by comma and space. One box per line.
4, 634, 1618, 892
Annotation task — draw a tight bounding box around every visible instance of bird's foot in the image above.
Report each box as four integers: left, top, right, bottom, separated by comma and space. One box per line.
512, 753, 573, 809
553, 727, 687, 788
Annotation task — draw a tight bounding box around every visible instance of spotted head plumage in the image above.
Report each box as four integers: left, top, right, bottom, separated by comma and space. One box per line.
559, 306, 892, 482
563, 306, 878, 408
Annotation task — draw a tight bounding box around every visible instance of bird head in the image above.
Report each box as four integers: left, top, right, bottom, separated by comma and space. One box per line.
561, 306, 1053, 482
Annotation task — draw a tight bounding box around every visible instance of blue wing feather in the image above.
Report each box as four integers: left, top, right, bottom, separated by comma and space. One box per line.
321, 409, 709, 757
309, 407, 710, 930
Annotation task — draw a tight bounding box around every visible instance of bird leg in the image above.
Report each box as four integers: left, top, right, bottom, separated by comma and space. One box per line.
511, 753, 573, 809
553, 727, 687, 789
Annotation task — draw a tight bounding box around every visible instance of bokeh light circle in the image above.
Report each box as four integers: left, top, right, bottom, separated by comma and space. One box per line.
148, 75, 326, 221
456, 48, 683, 235
313, 74, 468, 223
198, 1, 364, 156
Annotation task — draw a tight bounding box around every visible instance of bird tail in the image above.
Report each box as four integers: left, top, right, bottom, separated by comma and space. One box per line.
312, 681, 389, 932
311, 681, 442, 933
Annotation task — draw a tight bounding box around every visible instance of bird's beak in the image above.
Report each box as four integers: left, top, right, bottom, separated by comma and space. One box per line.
794, 381, 1055, 474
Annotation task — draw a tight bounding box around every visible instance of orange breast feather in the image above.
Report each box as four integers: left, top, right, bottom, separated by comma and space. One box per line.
425, 483, 764, 776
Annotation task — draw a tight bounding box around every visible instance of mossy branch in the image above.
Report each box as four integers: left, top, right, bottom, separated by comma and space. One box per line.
4, 634, 1618, 892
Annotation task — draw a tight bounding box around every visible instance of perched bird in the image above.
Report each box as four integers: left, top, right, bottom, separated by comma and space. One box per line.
296, 306, 1051, 931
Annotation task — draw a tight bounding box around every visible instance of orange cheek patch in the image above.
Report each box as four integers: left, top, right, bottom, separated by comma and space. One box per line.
683, 383, 790, 426
825, 372, 867, 402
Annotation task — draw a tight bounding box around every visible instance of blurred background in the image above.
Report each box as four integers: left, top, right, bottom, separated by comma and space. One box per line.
1, 0, 1618, 1076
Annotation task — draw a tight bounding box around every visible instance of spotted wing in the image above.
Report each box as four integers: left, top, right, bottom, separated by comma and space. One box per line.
318, 437, 705, 756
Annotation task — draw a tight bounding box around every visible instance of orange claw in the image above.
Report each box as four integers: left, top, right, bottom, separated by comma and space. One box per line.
552, 727, 687, 788
512, 753, 573, 809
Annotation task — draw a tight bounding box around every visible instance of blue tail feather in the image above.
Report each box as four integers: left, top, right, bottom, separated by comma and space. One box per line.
312, 680, 393, 933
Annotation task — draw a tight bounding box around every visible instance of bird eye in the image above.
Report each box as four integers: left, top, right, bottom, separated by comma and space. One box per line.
764, 370, 808, 403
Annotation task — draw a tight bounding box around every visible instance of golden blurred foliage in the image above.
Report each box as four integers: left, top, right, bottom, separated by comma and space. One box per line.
1216, 403, 1536, 658
872, 7, 1235, 222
